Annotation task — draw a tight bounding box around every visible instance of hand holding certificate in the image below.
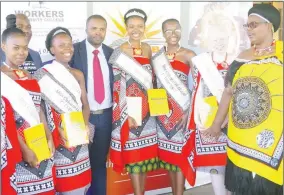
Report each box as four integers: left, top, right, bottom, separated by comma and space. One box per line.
61, 111, 89, 148
203, 96, 218, 129
24, 123, 51, 163
126, 97, 142, 127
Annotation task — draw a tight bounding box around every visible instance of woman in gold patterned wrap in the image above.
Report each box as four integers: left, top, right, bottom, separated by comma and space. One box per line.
205, 4, 283, 195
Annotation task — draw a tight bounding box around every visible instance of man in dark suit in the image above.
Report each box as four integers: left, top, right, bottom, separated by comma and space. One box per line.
0, 14, 42, 74
69, 15, 114, 195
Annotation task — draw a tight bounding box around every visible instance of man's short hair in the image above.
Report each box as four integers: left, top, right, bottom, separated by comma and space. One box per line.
86, 15, 107, 27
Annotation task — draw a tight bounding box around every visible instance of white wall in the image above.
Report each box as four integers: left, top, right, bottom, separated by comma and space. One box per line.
1, 2, 88, 62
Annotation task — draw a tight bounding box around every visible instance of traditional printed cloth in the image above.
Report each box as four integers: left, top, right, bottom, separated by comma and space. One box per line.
183, 52, 229, 185
1, 96, 22, 195
152, 49, 193, 175
226, 41, 283, 188
34, 61, 91, 193
1, 72, 55, 195
109, 48, 158, 173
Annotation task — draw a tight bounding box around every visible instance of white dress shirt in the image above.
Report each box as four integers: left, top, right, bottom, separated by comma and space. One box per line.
86, 40, 112, 111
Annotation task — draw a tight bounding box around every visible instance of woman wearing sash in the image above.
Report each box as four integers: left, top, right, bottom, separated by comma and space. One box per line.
187, 12, 239, 195
1, 96, 22, 195
152, 19, 195, 195
109, 8, 158, 195
206, 4, 283, 195
34, 27, 91, 194
1, 27, 56, 194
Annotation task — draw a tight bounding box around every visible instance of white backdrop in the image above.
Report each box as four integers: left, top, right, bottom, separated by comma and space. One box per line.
92, 2, 180, 48
1, 2, 252, 62
1, 2, 87, 62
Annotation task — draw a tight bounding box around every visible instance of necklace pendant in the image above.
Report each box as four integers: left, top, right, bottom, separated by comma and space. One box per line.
221, 62, 228, 69
166, 53, 175, 62
13, 70, 26, 78
133, 48, 142, 56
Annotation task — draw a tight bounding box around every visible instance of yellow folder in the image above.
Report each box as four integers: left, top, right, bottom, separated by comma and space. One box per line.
61, 111, 89, 148
23, 123, 51, 163
147, 89, 170, 116
204, 96, 218, 128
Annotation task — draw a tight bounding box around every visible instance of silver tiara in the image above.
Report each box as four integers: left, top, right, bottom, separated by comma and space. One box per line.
125, 11, 145, 19
53, 29, 67, 37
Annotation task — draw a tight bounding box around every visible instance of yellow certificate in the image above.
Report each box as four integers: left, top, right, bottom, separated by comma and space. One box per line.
204, 96, 218, 128
147, 89, 170, 116
61, 111, 89, 148
23, 123, 51, 163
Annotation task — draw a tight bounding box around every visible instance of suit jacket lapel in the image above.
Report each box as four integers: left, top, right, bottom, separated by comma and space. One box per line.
102, 44, 112, 77
79, 40, 88, 77
28, 49, 40, 69
102, 44, 111, 62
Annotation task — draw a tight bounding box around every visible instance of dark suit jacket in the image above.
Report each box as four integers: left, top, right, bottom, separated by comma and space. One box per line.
0, 48, 43, 69
69, 39, 114, 100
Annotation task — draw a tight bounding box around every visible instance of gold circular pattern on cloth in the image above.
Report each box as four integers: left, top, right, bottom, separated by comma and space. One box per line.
232, 77, 271, 129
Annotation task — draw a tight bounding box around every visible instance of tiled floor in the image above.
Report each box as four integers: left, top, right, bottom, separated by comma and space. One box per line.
165, 184, 214, 195
184, 184, 213, 195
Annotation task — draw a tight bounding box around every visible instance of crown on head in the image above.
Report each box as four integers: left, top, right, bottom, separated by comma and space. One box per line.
125, 10, 145, 19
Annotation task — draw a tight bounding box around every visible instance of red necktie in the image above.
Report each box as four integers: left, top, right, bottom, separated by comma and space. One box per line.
93, 49, 105, 104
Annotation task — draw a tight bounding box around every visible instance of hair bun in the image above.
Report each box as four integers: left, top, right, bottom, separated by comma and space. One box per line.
6, 14, 17, 29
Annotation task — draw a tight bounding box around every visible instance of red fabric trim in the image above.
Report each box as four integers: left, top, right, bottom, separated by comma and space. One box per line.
2, 97, 22, 162
123, 144, 158, 164
158, 149, 183, 166
1, 97, 21, 195
194, 152, 227, 167
15, 79, 41, 92
188, 73, 201, 130
183, 73, 201, 155
180, 162, 196, 187
50, 108, 61, 148
55, 168, 91, 192
134, 56, 150, 64
171, 60, 190, 75
111, 119, 130, 172
160, 149, 196, 186
111, 144, 158, 173
181, 149, 196, 186
180, 72, 201, 186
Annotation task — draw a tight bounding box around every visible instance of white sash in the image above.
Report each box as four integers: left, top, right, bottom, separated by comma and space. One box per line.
109, 48, 153, 90
192, 53, 225, 102
37, 61, 82, 113
152, 51, 190, 111
1, 72, 40, 126
192, 53, 225, 130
